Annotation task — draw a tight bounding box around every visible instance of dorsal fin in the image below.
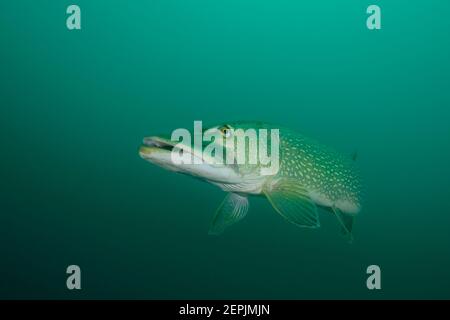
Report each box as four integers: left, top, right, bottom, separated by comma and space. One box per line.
351, 150, 358, 162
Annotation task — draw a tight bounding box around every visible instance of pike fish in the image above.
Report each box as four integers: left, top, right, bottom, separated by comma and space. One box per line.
139, 122, 362, 240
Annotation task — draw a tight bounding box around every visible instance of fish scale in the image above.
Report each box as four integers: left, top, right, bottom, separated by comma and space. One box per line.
277, 129, 362, 213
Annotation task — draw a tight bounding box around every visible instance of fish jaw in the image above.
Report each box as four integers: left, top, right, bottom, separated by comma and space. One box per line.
139, 136, 242, 184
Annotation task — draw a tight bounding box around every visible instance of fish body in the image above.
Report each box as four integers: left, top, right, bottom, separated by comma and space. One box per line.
276, 127, 361, 214
140, 121, 362, 240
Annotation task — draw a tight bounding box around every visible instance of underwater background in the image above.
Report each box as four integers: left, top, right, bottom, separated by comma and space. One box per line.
1, 0, 450, 299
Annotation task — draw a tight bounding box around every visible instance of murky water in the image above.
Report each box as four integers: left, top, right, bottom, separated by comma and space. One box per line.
1, 1, 449, 299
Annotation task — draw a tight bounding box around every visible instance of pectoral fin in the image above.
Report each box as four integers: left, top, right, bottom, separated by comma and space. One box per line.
209, 193, 249, 235
332, 207, 355, 243
264, 178, 319, 228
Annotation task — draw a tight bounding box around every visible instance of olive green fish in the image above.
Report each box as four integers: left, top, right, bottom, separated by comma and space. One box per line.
139, 122, 362, 240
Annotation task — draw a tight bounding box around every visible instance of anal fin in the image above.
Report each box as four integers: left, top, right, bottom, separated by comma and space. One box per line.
332, 206, 355, 243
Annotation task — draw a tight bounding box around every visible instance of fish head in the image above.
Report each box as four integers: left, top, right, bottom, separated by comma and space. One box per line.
139, 122, 280, 190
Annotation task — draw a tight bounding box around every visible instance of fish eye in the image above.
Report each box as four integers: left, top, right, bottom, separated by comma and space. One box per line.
219, 125, 233, 138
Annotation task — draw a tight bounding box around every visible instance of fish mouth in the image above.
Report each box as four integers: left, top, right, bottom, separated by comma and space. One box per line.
139, 136, 204, 163
139, 135, 242, 183
139, 136, 177, 158
141, 136, 175, 152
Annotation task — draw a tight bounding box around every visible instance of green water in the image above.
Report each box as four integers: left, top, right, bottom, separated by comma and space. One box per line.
1, 0, 450, 299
